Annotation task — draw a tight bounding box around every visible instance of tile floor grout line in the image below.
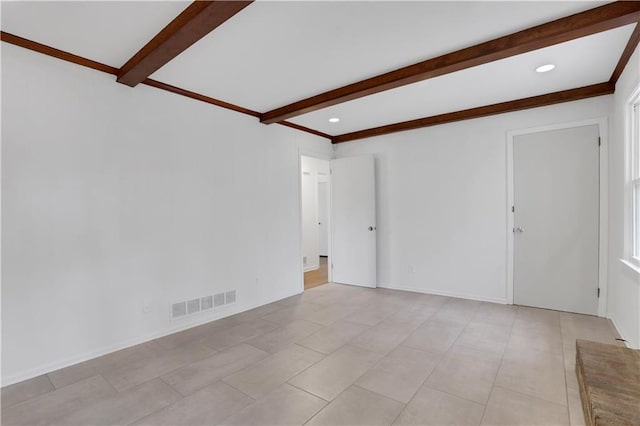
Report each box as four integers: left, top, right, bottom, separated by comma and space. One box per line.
478, 304, 519, 425
158, 375, 189, 398
559, 314, 575, 424
285, 381, 330, 403
219, 377, 260, 401
387, 339, 456, 425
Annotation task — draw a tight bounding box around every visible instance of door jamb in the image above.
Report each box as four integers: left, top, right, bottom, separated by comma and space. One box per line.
298, 150, 333, 293
506, 117, 608, 317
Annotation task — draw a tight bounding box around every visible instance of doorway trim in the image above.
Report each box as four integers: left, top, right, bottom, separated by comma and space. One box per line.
506, 117, 608, 317
298, 149, 333, 293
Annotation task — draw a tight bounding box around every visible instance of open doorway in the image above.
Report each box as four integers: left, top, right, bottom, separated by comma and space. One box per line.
301, 155, 330, 290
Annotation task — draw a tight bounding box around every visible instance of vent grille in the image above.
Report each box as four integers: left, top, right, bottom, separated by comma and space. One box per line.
201, 295, 213, 311
172, 302, 187, 319
214, 293, 225, 307
172, 289, 236, 320
187, 298, 201, 314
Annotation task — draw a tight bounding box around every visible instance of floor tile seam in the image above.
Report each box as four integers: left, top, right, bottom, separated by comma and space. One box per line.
0, 375, 58, 410
277, 349, 340, 395
285, 346, 383, 404
558, 321, 574, 419
217, 344, 327, 387
350, 383, 409, 406
218, 377, 260, 401
300, 393, 332, 426
387, 341, 459, 425
479, 305, 517, 425
158, 375, 191, 399
284, 381, 330, 403
491, 384, 572, 410
419, 373, 495, 407
134, 349, 232, 396
0, 373, 112, 414
39, 375, 126, 426
96, 379, 186, 426
492, 379, 569, 407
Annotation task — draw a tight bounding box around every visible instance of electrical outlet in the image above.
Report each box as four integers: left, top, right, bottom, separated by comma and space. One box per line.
142, 299, 151, 314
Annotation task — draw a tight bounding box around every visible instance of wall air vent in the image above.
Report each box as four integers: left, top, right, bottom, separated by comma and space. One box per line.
187, 298, 201, 315
172, 289, 237, 320
171, 302, 187, 319
214, 293, 225, 307
201, 295, 213, 310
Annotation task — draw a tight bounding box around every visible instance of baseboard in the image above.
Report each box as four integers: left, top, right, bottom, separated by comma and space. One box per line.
1, 290, 301, 387
376, 283, 508, 305
607, 313, 637, 349
304, 264, 319, 272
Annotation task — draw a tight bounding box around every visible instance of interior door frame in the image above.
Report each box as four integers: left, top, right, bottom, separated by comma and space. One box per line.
506, 117, 608, 317
298, 150, 333, 293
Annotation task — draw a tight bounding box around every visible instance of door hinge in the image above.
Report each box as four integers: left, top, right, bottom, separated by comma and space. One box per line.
597, 288, 600, 298
330, 168, 332, 174
511, 206, 515, 213
598, 137, 601, 146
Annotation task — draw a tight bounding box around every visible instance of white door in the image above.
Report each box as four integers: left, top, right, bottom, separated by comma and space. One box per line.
513, 125, 599, 315
318, 180, 329, 256
331, 155, 376, 288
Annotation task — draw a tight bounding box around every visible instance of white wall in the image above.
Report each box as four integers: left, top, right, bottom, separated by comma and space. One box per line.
334, 96, 613, 304
607, 45, 640, 349
1, 43, 331, 384
301, 156, 329, 271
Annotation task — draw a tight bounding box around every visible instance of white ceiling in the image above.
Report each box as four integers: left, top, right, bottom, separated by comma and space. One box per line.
1, 1, 633, 138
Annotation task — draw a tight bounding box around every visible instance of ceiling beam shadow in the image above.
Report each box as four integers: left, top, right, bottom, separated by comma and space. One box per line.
332, 82, 615, 144
117, 0, 253, 87
261, 1, 640, 124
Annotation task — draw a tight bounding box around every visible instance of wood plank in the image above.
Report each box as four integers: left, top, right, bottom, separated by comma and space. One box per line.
0, 31, 119, 75
332, 83, 614, 144
575, 339, 640, 426
143, 78, 261, 117
278, 121, 333, 140
117, 1, 253, 87
610, 22, 640, 86
261, 1, 640, 124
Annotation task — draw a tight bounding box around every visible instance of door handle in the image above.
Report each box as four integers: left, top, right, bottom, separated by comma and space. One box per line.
368, 226, 377, 231
514, 226, 525, 233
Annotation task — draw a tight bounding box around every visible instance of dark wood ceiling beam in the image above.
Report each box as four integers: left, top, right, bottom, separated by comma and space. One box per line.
610, 22, 640, 85
1, 31, 119, 75
277, 121, 333, 140
332, 82, 615, 144
262, 1, 640, 124
117, 0, 253, 87
142, 78, 261, 117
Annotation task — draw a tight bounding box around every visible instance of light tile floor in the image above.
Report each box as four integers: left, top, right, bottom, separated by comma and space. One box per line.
2, 283, 623, 425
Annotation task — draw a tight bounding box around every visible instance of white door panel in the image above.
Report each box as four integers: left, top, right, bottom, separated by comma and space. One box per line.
331, 156, 376, 288
513, 125, 599, 315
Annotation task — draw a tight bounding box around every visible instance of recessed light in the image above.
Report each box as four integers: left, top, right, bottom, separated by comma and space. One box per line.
329, 117, 340, 123
536, 64, 555, 73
